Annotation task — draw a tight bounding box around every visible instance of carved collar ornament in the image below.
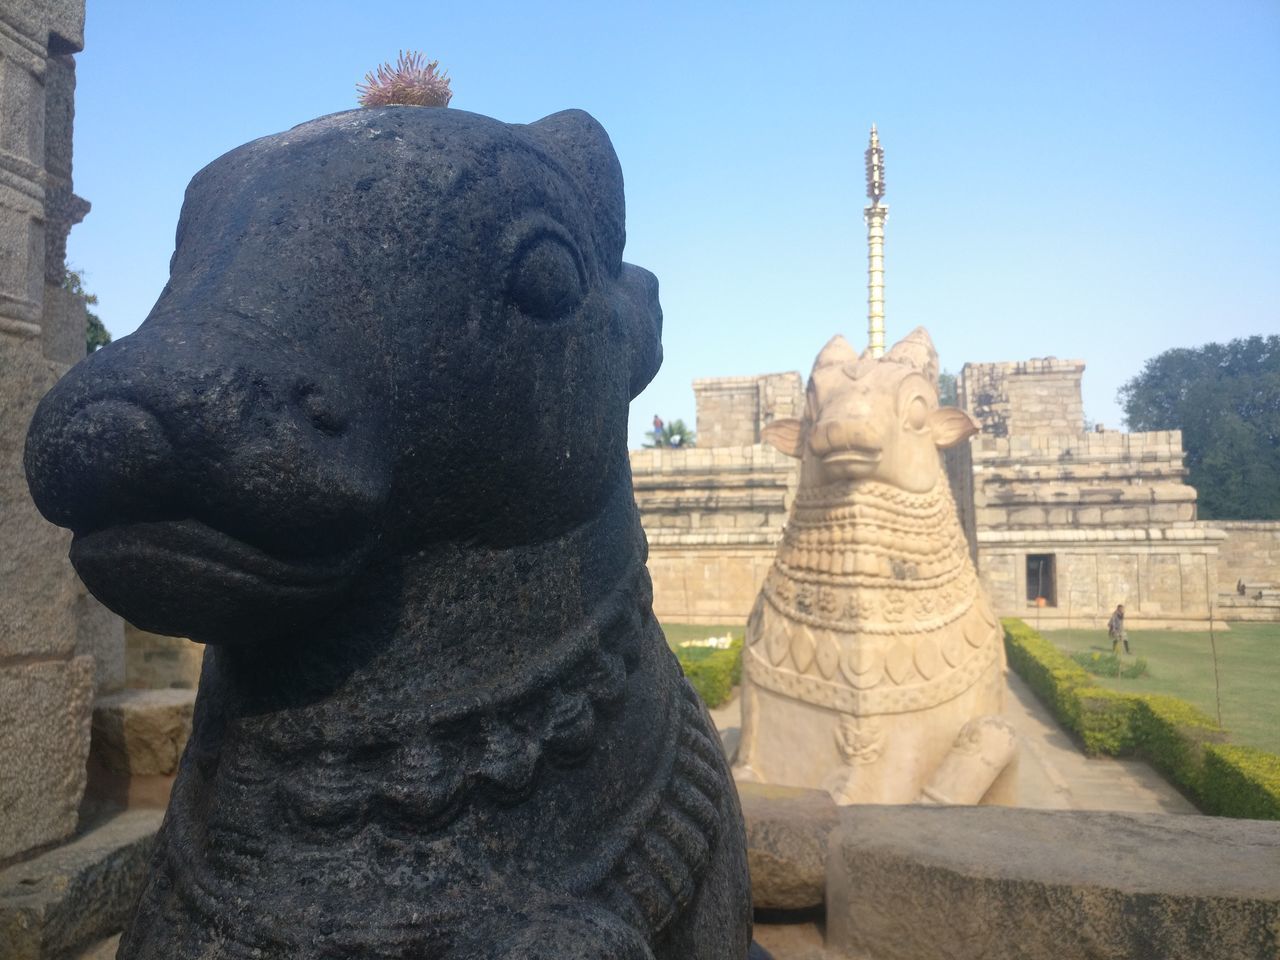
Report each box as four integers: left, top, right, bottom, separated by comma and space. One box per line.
746, 473, 1002, 716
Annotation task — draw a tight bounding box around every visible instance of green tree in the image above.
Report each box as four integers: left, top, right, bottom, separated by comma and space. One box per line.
938, 370, 958, 407
1118, 336, 1280, 520
64, 268, 110, 354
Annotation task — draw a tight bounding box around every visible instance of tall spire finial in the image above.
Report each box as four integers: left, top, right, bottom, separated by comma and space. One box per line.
864, 125, 888, 357
865, 124, 885, 205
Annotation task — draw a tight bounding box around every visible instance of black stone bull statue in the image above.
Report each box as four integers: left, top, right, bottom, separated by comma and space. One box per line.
26, 107, 755, 959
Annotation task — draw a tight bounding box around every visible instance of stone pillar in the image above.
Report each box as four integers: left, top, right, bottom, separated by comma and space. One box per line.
864, 202, 887, 358
0, 0, 117, 864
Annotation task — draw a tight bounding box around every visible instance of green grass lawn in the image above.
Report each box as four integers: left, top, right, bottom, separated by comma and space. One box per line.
661, 623, 743, 650
1042, 624, 1280, 755
661, 623, 746, 707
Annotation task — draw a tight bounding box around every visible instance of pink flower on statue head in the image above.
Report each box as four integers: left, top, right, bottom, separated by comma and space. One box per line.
357, 51, 453, 108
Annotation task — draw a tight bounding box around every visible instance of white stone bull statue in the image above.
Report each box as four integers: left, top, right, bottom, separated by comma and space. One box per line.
733, 328, 1016, 805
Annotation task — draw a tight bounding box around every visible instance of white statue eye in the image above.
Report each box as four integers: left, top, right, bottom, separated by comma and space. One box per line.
906, 395, 929, 430
507, 236, 585, 322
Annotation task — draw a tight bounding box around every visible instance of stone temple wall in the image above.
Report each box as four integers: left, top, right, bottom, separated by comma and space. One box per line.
639, 355, 1273, 628
634, 371, 803, 625
968, 425, 1225, 627
692, 372, 803, 448
959, 358, 1085, 437
631, 443, 796, 625
959, 358, 1226, 627
1215, 521, 1280, 591
1213, 521, 1280, 622
0, 0, 122, 865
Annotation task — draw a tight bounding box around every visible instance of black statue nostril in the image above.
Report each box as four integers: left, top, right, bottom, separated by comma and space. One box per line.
295, 384, 347, 437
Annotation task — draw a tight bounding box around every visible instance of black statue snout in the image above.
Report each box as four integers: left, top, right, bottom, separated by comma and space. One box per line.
24, 326, 389, 643
27, 395, 176, 533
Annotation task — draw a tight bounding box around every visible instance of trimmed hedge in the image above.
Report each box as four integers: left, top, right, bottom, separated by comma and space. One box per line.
1201, 745, 1280, 820
1075, 688, 1138, 755
1130, 694, 1224, 798
673, 636, 743, 709
1002, 619, 1091, 730
1003, 618, 1278, 820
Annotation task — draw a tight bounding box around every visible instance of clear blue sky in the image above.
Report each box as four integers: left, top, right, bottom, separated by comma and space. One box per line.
69, 1, 1279, 448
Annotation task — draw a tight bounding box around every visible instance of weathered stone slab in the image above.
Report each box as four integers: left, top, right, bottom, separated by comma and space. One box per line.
0, 336, 78, 664
739, 782, 838, 911
827, 805, 1280, 960
0, 655, 93, 861
90, 688, 195, 776
0, 810, 161, 960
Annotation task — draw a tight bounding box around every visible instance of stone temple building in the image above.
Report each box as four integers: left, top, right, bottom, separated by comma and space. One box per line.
633, 357, 1278, 629
958, 358, 1224, 629
631, 374, 803, 625
632, 123, 1279, 631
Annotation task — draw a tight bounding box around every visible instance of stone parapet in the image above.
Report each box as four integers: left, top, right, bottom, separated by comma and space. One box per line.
2, 0, 85, 56
631, 443, 797, 539
826, 805, 1280, 960
645, 546, 778, 626
977, 525, 1225, 544
83, 689, 196, 815
973, 427, 1185, 461
739, 788, 1280, 959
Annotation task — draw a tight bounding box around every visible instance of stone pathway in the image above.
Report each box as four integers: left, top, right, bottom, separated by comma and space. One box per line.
710, 670, 1198, 815
998, 670, 1197, 814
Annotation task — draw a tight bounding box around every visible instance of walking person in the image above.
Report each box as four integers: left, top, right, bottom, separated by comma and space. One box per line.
1108, 603, 1130, 655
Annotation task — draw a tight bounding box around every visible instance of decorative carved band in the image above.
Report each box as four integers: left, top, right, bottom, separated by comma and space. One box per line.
745, 630, 998, 715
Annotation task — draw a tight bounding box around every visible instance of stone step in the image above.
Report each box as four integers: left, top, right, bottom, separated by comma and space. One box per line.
1217, 593, 1280, 608
84, 688, 195, 814
0, 810, 161, 960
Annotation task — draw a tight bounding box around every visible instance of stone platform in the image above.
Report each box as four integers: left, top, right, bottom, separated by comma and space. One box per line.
0, 810, 161, 960
712, 670, 1197, 816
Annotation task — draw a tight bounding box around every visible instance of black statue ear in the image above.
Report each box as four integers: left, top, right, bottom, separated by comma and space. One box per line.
526, 110, 626, 272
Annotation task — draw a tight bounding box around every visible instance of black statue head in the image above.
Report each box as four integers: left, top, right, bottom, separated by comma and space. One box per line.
25, 107, 664, 646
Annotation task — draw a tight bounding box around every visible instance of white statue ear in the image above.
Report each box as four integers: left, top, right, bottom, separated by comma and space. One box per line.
929, 407, 979, 448
762, 418, 806, 458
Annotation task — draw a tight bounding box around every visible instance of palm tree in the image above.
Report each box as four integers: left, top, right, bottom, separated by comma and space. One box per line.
645, 418, 696, 448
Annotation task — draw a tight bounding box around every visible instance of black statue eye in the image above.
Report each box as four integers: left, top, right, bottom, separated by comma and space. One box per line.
507, 236, 585, 322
